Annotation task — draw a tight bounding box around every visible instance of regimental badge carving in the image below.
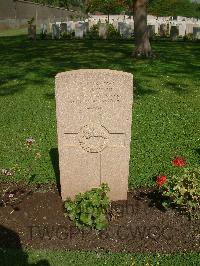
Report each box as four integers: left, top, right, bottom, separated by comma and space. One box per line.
78, 124, 109, 153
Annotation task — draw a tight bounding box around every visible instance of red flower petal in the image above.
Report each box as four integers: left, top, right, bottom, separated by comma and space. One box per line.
172, 157, 186, 167
156, 175, 167, 187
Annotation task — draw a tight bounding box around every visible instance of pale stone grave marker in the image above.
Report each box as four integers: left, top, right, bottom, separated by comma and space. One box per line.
28, 25, 36, 40
40, 23, 47, 35
55, 69, 133, 201
84, 22, 89, 34
148, 25, 155, 39
118, 22, 132, 39
99, 23, 107, 39
75, 23, 84, 38
66, 21, 74, 33
52, 24, 60, 39
193, 26, 200, 40
186, 23, 194, 35
159, 23, 168, 37
178, 23, 186, 36
170, 25, 179, 41
113, 21, 118, 31
60, 23, 67, 36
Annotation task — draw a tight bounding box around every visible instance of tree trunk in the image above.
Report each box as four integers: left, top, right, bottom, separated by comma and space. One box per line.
133, 0, 152, 58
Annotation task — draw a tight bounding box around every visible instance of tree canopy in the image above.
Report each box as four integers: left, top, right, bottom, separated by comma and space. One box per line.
25, 0, 200, 18
148, 0, 200, 18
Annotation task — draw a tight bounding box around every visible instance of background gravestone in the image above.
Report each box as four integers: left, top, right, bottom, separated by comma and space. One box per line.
159, 23, 168, 37
60, 23, 67, 36
170, 25, 179, 41
40, 23, 47, 35
28, 25, 36, 40
55, 69, 133, 201
99, 23, 107, 39
52, 23, 60, 39
193, 26, 200, 40
186, 23, 194, 35
118, 22, 131, 39
75, 23, 84, 38
148, 25, 155, 39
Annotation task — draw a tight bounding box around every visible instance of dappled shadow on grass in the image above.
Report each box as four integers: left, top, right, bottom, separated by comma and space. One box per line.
165, 81, 190, 94
0, 36, 199, 99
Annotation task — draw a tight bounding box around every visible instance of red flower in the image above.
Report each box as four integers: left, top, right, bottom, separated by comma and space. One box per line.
156, 175, 167, 187
172, 157, 186, 167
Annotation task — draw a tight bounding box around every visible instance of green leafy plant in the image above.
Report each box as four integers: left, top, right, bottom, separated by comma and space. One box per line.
40, 32, 47, 40
27, 17, 35, 26
158, 167, 200, 219
107, 24, 121, 40
183, 33, 194, 41
86, 24, 99, 39
61, 31, 75, 39
65, 183, 110, 230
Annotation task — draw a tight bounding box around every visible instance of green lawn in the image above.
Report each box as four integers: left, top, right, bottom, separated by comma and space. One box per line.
0, 249, 200, 266
0, 32, 199, 188
0, 30, 200, 265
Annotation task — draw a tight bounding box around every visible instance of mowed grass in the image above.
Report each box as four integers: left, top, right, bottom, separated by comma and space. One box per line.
0, 31, 200, 189
0, 29, 200, 266
0, 249, 200, 266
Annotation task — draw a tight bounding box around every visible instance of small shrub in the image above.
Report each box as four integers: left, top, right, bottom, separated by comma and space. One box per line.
158, 168, 200, 219
40, 32, 47, 40
183, 33, 193, 41
107, 24, 121, 40
61, 31, 75, 39
86, 24, 99, 39
65, 183, 110, 230
28, 17, 35, 26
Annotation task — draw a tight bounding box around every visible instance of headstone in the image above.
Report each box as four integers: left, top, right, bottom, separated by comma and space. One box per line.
186, 23, 194, 35
75, 22, 84, 38
49, 23, 53, 33
66, 21, 74, 33
159, 23, 168, 37
193, 26, 200, 40
52, 23, 60, 39
84, 22, 89, 34
40, 24, 47, 35
170, 25, 179, 41
148, 25, 155, 39
28, 25, 36, 40
178, 23, 186, 36
118, 22, 132, 39
60, 23, 67, 36
113, 21, 118, 31
129, 21, 134, 32
99, 23, 107, 39
55, 69, 133, 201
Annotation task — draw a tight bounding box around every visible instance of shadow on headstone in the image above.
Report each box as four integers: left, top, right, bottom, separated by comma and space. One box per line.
0, 225, 50, 265
49, 148, 61, 196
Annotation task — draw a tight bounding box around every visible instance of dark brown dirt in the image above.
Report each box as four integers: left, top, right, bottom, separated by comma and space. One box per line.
0, 182, 199, 253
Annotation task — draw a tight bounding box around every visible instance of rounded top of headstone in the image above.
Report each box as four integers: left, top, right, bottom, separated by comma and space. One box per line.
55, 69, 133, 79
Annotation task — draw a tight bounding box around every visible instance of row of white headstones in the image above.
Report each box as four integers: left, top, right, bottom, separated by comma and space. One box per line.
40, 16, 200, 40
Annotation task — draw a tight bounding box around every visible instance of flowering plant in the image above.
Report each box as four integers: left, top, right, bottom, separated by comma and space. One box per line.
156, 157, 200, 219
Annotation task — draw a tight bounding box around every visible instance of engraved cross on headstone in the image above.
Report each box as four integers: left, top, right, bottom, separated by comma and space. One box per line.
64, 107, 125, 184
